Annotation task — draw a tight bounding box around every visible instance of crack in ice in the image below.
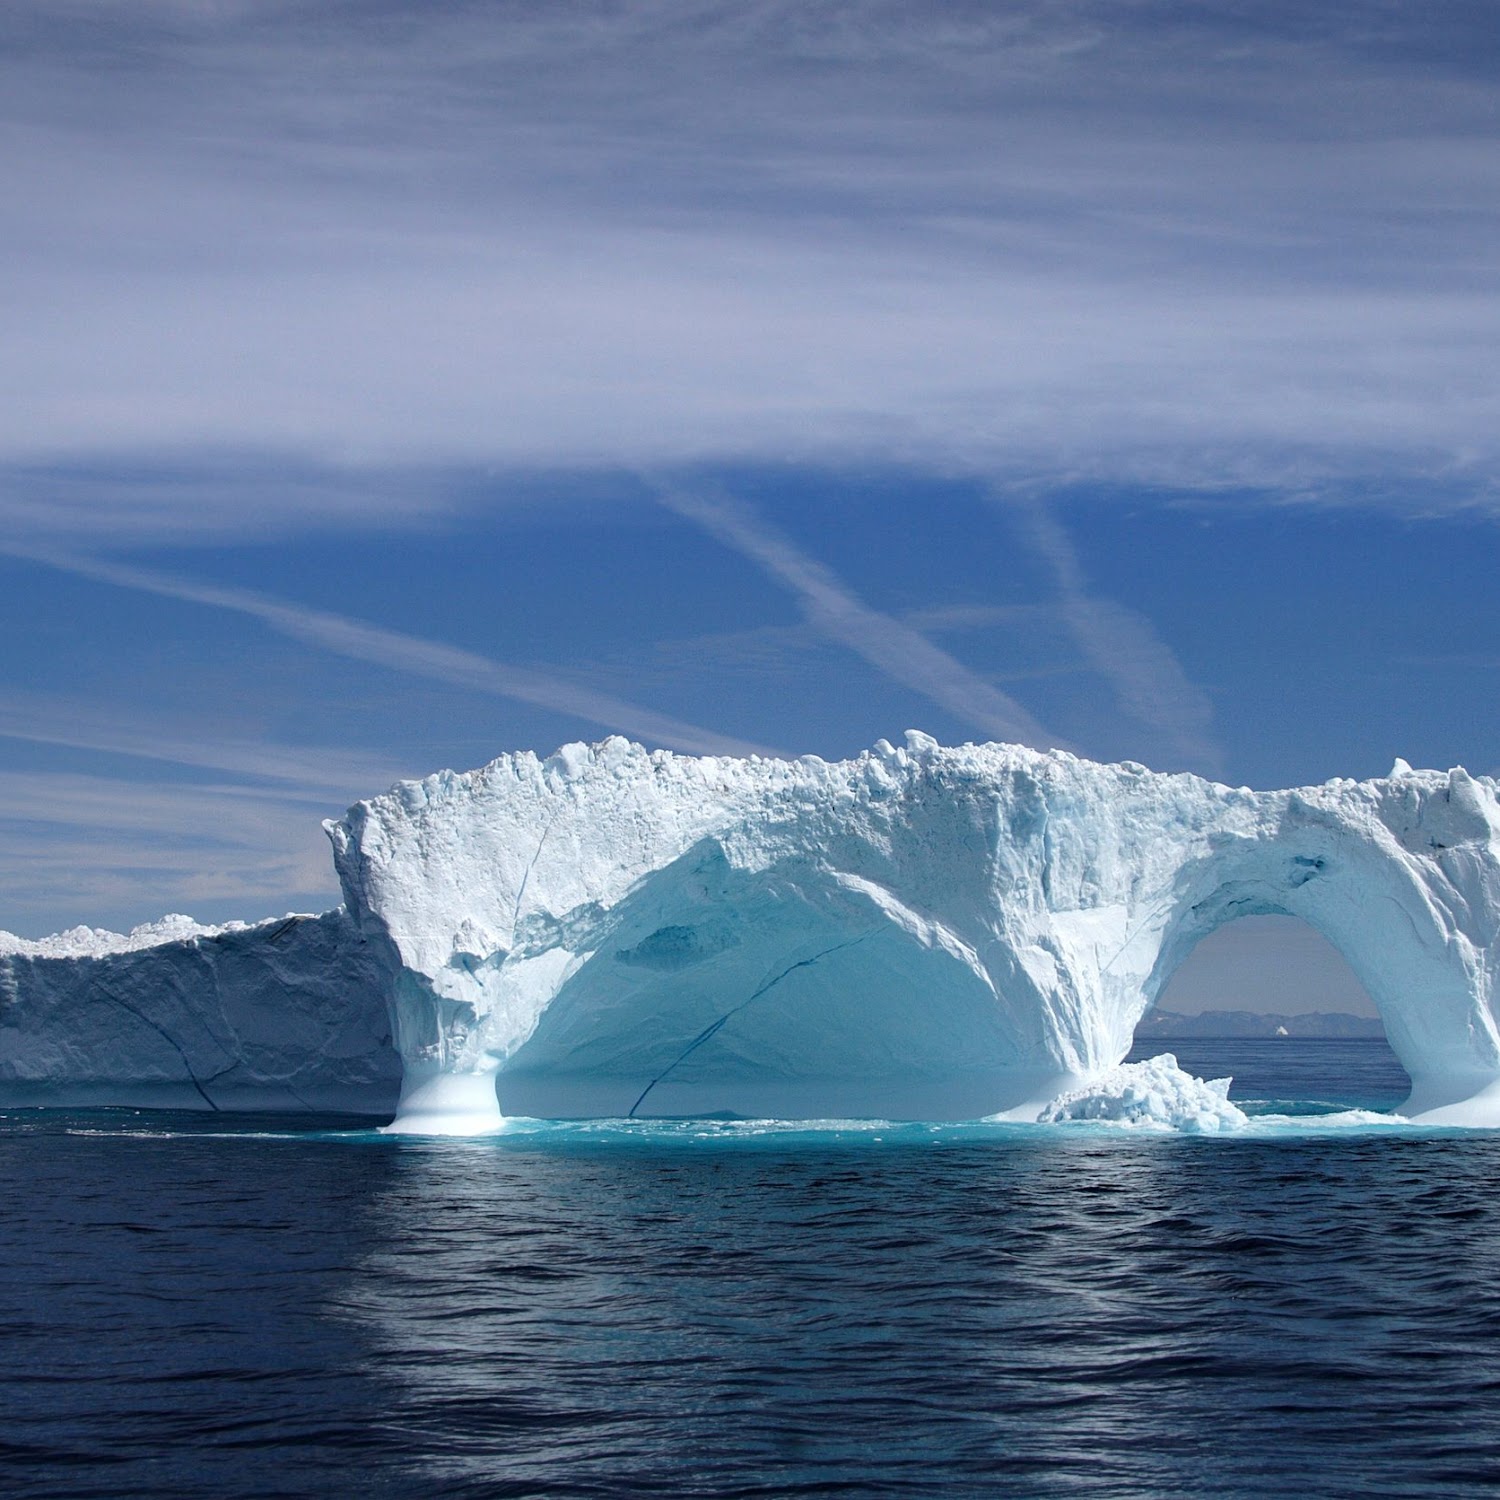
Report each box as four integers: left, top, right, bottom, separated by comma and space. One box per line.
511, 809, 562, 936
87, 977, 225, 1110
627, 931, 878, 1118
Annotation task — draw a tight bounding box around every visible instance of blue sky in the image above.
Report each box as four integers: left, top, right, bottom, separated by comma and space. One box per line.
1, 3, 1496, 1019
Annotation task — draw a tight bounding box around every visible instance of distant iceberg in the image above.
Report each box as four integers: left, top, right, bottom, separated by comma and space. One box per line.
6, 734, 1500, 1132
1134, 1008, 1387, 1040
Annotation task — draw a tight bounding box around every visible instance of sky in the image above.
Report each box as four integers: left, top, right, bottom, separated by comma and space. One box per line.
2, 3, 1497, 1015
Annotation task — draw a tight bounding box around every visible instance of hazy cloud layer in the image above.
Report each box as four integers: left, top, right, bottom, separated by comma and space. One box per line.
0, 690, 414, 797
0, 767, 343, 934
3, 1, 1500, 538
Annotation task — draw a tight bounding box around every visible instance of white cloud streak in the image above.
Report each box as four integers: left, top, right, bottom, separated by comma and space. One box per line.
1, 547, 778, 758
654, 485, 1060, 750
1008, 501, 1222, 774
638, 602, 1071, 684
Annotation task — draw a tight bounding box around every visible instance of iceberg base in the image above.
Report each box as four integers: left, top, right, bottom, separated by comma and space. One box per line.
383, 1070, 503, 1135
1404, 1076, 1500, 1128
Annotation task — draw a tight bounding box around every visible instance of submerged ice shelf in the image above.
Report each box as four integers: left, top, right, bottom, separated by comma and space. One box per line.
7, 734, 1500, 1132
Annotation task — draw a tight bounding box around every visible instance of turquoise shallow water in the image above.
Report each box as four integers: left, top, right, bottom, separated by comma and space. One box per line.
4, 1038, 1499, 1498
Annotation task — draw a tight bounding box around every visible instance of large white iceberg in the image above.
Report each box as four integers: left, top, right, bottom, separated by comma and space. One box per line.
0, 911, 400, 1112
325, 733, 1500, 1133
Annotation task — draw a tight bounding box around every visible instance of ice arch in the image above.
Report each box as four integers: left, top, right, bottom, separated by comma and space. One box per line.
472, 840, 1053, 1123
327, 735, 1500, 1132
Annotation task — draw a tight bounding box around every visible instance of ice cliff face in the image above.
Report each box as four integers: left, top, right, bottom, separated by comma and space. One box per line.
0, 910, 400, 1112
327, 734, 1500, 1131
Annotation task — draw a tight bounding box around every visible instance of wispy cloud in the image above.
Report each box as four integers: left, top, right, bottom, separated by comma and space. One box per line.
1006, 501, 1222, 774
0, 2, 1498, 527
0, 456, 459, 546
0, 768, 341, 936
2, 547, 778, 759
637, 602, 1073, 684
0, 690, 412, 796
654, 485, 1060, 749
0, 769, 322, 843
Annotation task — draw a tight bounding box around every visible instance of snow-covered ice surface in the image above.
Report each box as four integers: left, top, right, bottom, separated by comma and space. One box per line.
327, 733, 1500, 1133
0, 910, 400, 1112
0, 913, 260, 960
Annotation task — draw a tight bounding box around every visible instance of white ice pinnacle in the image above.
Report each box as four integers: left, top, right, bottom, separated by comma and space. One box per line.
326, 733, 1500, 1133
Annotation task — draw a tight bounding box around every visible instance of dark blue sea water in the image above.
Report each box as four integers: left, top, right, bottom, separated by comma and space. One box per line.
5, 1038, 1500, 1499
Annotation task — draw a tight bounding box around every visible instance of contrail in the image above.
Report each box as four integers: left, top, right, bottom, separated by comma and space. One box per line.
0, 692, 409, 795
654, 484, 1060, 750
1006, 500, 1221, 773
5, 546, 780, 759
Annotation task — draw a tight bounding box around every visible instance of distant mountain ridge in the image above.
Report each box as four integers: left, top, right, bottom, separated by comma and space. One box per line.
1137, 1009, 1386, 1039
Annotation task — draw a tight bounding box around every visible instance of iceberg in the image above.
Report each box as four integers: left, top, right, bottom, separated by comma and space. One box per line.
324, 733, 1500, 1133
0, 910, 400, 1112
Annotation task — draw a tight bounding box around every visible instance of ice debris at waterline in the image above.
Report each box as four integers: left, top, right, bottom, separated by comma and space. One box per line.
1034, 1054, 1248, 1132
6, 734, 1500, 1131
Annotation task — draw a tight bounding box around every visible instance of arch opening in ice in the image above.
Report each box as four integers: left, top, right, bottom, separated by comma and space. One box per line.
495, 841, 1044, 1122
1136, 912, 1408, 1111
1138, 825, 1497, 1121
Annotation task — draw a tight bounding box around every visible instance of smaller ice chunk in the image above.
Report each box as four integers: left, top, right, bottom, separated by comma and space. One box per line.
546, 741, 592, 780
1037, 1053, 1249, 1133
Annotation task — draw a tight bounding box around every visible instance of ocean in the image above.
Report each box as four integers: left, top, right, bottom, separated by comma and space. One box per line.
5, 1037, 1499, 1499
